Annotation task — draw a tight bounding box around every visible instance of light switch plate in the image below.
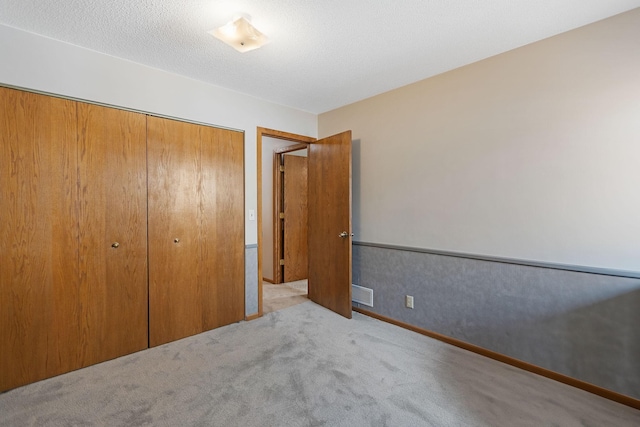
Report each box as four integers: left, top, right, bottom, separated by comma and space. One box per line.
405, 295, 414, 309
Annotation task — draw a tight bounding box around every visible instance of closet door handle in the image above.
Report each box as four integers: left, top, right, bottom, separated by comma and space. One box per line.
111, 242, 120, 248
174, 238, 180, 244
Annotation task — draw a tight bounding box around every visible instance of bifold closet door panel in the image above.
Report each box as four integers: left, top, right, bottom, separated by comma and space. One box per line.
77, 103, 148, 364
147, 116, 201, 347
148, 117, 245, 347
0, 88, 81, 392
199, 127, 245, 329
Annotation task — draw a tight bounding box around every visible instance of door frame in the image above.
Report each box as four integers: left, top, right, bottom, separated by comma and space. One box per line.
272, 144, 309, 284
256, 128, 315, 318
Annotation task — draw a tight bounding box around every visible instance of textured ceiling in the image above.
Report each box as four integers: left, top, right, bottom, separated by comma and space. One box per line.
1, 1, 639, 113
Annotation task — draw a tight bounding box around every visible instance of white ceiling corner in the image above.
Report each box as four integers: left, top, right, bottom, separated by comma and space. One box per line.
1, 0, 639, 114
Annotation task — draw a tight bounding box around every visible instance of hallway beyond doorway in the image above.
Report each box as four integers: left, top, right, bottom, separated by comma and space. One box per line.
262, 280, 308, 314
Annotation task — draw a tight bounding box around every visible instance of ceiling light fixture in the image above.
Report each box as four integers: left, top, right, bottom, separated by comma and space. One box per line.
208, 16, 269, 53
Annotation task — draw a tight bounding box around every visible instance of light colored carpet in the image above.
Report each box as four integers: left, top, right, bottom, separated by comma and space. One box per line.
263, 280, 308, 314
1, 301, 639, 426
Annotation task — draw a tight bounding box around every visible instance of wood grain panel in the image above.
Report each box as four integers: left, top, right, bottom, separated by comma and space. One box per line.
308, 131, 352, 318
77, 103, 148, 364
283, 155, 308, 282
199, 127, 245, 329
149, 118, 244, 346
148, 116, 201, 347
0, 87, 80, 391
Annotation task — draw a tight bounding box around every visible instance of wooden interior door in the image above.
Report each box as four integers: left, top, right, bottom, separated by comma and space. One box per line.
148, 117, 201, 346
148, 117, 244, 347
307, 131, 353, 318
283, 154, 308, 282
0, 88, 81, 391
77, 103, 148, 364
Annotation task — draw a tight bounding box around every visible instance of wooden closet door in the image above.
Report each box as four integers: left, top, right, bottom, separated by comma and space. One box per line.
199, 127, 245, 329
77, 103, 148, 364
148, 116, 201, 346
0, 88, 81, 392
148, 117, 244, 347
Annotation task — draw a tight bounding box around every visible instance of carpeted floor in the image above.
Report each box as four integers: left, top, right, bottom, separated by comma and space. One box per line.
1, 301, 639, 426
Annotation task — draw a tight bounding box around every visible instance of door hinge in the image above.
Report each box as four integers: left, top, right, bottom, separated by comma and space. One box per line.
279, 212, 285, 219
279, 259, 285, 266
279, 165, 285, 172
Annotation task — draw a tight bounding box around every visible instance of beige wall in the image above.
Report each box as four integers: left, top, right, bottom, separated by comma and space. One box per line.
319, 9, 640, 272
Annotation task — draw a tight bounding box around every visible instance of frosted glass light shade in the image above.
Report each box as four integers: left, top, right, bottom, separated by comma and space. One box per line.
209, 17, 269, 53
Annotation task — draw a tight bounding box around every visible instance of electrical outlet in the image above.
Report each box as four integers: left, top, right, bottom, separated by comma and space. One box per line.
405, 295, 414, 309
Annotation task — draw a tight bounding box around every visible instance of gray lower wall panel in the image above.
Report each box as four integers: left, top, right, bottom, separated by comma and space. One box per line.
353, 243, 640, 400
245, 246, 258, 316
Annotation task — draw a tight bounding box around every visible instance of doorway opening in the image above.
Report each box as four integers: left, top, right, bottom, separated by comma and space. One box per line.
273, 145, 309, 284
257, 128, 315, 317
265, 144, 309, 314
256, 127, 353, 319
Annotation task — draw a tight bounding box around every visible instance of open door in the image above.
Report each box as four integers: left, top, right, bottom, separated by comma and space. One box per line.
283, 154, 309, 282
308, 131, 352, 318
